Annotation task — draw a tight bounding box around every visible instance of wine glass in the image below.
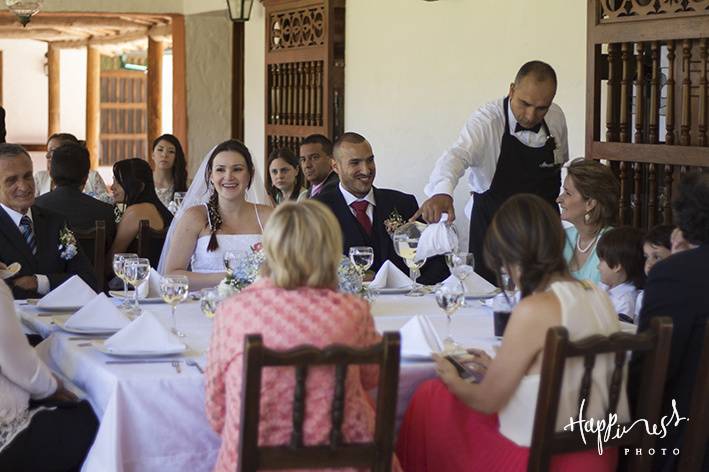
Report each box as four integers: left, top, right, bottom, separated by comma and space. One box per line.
160, 275, 190, 337
435, 284, 465, 352
200, 288, 222, 319
445, 252, 475, 304
393, 222, 428, 297
112, 253, 138, 311
123, 258, 150, 316
349, 246, 374, 281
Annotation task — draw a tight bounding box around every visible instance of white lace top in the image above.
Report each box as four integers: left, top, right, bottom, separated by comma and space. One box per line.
498, 280, 630, 446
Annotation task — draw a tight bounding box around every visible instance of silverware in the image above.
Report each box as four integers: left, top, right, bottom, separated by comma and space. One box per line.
105, 359, 182, 365
186, 359, 204, 373
77, 342, 93, 347
172, 360, 182, 374
68, 336, 109, 341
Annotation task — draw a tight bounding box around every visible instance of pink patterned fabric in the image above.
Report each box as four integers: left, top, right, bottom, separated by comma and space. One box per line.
206, 278, 390, 472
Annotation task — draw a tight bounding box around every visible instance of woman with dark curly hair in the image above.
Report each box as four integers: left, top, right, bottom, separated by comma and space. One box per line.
630, 172, 709, 472
151, 134, 188, 208
108, 158, 173, 268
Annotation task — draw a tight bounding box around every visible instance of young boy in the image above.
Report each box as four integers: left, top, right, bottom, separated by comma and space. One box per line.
596, 226, 646, 323
635, 224, 674, 314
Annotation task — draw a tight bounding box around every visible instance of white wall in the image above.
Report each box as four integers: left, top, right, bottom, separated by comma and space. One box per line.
343, 0, 587, 245
59, 47, 87, 139
244, 2, 266, 180
0, 39, 48, 143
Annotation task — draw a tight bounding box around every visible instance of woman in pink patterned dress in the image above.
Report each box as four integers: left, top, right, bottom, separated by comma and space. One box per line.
206, 200, 394, 472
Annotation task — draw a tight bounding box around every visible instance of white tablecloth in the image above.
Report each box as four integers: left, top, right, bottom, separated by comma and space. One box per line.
18, 295, 496, 472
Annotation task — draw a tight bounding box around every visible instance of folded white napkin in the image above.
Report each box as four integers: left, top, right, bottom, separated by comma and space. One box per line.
400, 315, 443, 358
369, 260, 412, 289
442, 271, 496, 296
415, 214, 458, 261
137, 268, 161, 299
65, 293, 130, 331
38, 275, 97, 308
104, 311, 184, 352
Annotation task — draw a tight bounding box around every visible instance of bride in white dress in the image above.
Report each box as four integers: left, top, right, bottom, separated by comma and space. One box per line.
160, 139, 273, 290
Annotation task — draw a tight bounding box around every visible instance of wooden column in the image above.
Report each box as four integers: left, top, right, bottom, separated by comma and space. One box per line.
47, 44, 61, 136
232, 21, 245, 141
147, 37, 165, 167
170, 14, 188, 158
85, 46, 100, 169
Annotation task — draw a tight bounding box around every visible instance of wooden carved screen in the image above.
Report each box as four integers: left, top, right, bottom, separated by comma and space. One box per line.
263, 0, 345, 162
100, 70, 148, 166
586, 0, 709, 229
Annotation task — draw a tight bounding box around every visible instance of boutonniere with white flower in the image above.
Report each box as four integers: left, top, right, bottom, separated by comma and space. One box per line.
58, 225, 78, 260
384, 208, 405, 236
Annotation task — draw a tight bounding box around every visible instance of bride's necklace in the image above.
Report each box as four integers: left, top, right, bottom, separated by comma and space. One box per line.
576, 231, 600, 254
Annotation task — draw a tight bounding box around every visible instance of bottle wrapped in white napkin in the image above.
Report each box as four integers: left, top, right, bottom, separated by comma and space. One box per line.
442, 271, 497, 298
369, 260, 412, 290
136, 268, 162, 299
415, 213, 458, 262
399, 315, 443, 358
104, 311, 185, 353
64, 293, 130, 331
38, 275, 97, 308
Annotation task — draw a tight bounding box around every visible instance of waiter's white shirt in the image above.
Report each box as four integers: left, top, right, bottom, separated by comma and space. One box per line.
424, 97, 569, 201
0, 203, 51, 294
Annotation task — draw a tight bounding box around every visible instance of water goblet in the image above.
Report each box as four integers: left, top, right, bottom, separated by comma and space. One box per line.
435, 284, 465, 352
445, 252, 475, 304
349, 246, 374, 282
112, 253, 138, 311
160, 275, 190, 337
200, 288, 222, 319
123, 258, 150, 316
393, 222, 428, 297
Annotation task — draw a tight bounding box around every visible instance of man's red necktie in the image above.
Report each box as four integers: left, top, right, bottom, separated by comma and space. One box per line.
350, 200, 372, 236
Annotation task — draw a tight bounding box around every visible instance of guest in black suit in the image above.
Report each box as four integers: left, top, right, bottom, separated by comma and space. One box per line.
0, 144, 97, 299
316, 132, 447, 285
35, 143, 117, 256
629, 172, 709, 472
298, 134, 339, 199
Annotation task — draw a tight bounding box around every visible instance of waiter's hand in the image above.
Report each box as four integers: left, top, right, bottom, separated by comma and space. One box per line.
412, 194, 455, 224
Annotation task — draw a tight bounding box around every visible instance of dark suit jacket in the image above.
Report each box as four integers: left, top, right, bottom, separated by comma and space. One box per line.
306, 171, 339, 198
628, 245, 709, 472
316, 186, 448, 285
0, 205, 97, 299
35, 186, 117, 255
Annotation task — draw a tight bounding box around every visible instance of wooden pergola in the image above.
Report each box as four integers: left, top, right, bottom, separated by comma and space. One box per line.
0, 11, 187, 168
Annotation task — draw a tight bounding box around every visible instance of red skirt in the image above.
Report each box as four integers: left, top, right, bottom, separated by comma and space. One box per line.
396, 380, 618, 472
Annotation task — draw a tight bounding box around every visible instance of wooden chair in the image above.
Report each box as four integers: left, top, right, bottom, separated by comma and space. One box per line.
528, 317, 674, 472
238, 332, 401, 472
677, 321, 709, 472
73, 220, 106, 291
137, 219, 167, 269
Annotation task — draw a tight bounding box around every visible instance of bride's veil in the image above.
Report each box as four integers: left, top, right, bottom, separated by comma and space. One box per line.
157, 144, 270, 274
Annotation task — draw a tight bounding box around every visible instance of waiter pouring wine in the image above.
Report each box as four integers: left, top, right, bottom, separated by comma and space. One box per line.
414, 60, 569, 283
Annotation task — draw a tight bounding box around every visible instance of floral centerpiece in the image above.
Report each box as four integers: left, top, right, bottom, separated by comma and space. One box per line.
217, 243, 363, 298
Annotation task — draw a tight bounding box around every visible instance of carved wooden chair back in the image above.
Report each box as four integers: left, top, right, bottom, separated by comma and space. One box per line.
238, 331, 400, 472
73, 219, 106, 290
528, 317, 673, 472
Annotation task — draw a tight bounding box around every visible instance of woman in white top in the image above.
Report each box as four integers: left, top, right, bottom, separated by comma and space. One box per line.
34, 133, 110, 202
396, 194, 627, 472
0, 280, 97, 470
164, 139, 273, 290
151, 134, 188, 208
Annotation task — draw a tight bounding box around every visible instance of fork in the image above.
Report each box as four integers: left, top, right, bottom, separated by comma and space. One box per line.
186, 359, 204, 374
171, 360, 182, 374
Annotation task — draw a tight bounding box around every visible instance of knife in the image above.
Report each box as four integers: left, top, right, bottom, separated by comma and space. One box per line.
105, 359, 182, 365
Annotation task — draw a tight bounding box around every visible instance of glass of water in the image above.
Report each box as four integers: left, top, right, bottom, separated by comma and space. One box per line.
112, 253, 138, 310
349, 246, 374, 280
200, 288, 222, 319
123, 257, 150, 316
160, 275, 190, 337
393, 224, 428, 297
435, 284, 465, 352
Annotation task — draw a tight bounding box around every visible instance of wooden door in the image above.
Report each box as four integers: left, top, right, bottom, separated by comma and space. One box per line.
100, 70, 148, 166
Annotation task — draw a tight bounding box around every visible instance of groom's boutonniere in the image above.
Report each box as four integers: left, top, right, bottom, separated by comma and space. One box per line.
384, 208, 405, 236
58, 225, 78, 260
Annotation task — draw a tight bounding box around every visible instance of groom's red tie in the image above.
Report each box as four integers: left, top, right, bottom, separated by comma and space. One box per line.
350, 200, 372, 237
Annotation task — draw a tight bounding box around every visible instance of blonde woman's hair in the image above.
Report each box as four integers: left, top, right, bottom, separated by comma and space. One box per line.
262, 200, 342, 289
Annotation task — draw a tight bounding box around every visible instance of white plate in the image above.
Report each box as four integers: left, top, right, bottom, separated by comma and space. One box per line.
28, 300, 84, 312
0, 262, 21, 279
57, 323, 120, 336
109, 290, 164, 304
465, 289, 500, 300
97, 344, 188, 357
371, 287, 412, 295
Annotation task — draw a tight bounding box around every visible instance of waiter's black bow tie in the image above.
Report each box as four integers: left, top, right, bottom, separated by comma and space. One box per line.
515, 122, 542, 133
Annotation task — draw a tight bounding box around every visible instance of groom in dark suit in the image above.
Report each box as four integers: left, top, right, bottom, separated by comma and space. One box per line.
316, 132, 447, 285
0, 144, 96, 299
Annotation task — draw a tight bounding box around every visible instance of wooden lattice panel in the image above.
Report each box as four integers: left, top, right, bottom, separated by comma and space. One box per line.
269, 6, 326, 51
600, 0, 709, 22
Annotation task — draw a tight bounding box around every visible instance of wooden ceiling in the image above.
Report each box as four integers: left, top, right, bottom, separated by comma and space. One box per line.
0, 12, 173, 55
